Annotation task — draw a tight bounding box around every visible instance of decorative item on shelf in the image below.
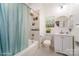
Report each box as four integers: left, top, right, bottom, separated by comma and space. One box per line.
69, 28, 72, 32
56, 21, 60, 27
30, 10, 39, 21
30, 12, 34, 16
35, 17, 38, 20
46, 28, 51, 33
31, 29, 39, 31
68, 27, 72, 34
33, 17, 38, 21
32, 34, 34, 36
32, 23, 35, 26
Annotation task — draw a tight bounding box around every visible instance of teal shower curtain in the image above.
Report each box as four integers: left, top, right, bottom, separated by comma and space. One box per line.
0, 3, 30, 56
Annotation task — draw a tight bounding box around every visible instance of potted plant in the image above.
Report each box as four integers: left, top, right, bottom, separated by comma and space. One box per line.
46, 28, 51, 33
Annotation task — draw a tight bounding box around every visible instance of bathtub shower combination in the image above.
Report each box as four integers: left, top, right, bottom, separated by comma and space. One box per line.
0, 3, 30, 56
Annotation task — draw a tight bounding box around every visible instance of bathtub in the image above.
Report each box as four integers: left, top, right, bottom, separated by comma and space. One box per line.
15, 41, 38, 56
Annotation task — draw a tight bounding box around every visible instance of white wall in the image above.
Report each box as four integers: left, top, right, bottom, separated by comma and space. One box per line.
43, 4, 79, 42
39, 5, 46, 36
43, 4, 76, 17
43, 4, 79, 25
27, 3, 79, 37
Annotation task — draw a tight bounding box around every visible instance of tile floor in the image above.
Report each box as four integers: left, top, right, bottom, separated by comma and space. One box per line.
16, 41, 63, 56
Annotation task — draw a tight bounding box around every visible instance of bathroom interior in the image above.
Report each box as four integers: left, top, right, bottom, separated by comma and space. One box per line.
0, 3, 79, 56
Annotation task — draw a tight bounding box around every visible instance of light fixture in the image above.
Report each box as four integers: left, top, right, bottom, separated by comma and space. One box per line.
60, 5, 63, 9
56, 3, 68, 15
59, 4, 65, 9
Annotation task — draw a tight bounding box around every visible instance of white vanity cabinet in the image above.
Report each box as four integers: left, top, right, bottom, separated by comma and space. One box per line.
53, 34, 73, 55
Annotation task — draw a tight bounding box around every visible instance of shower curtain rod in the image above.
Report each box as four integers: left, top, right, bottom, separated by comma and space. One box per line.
23, 3, 39, 14
23, 3, 31, 9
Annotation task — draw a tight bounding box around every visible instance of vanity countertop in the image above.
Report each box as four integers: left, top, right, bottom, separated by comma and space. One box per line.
53, 33, 73, 36
45, 33, 73, 37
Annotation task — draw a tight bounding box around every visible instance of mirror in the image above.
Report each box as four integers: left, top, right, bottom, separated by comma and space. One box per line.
56, 16, 68, 27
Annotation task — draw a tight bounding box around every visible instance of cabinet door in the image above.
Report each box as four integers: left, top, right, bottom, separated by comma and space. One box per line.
61, 36, 73, 55
62, 36, 72, 50
54, 35, 62, 52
